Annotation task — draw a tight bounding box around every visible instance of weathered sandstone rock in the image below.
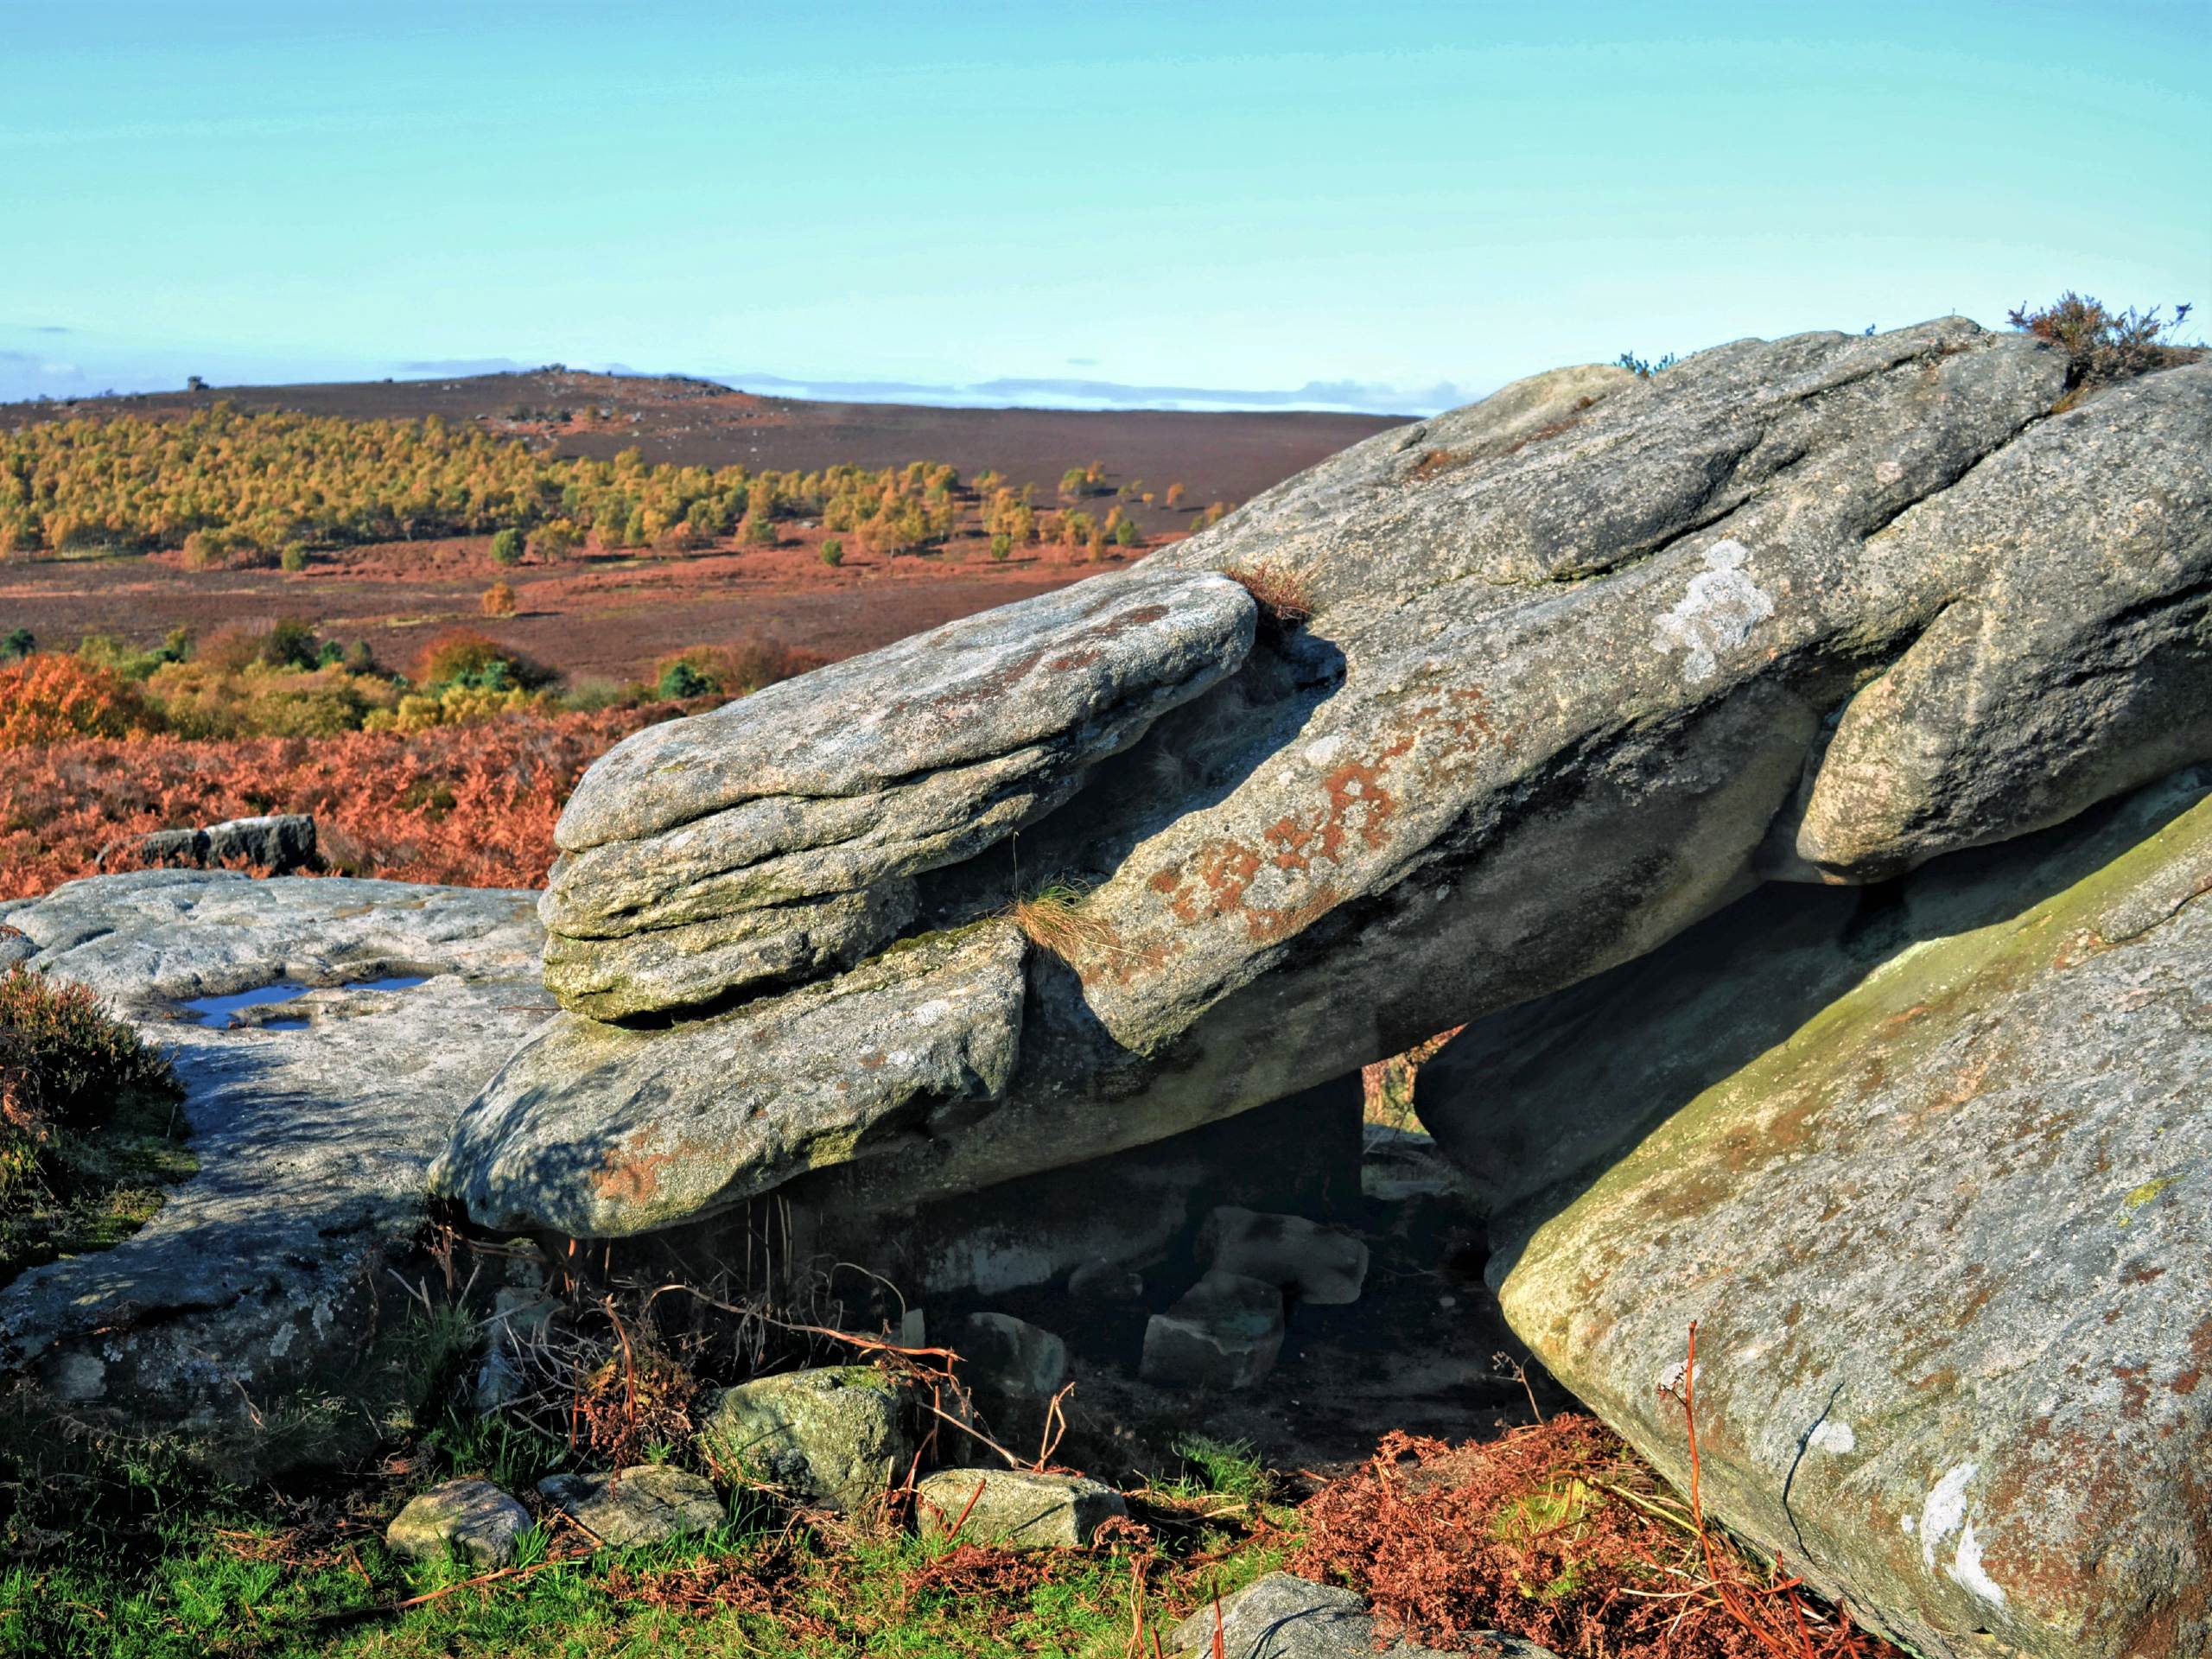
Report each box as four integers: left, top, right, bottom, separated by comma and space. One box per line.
439, 326, 2212, 1239
99, 812, 320, 876
916, 1466, 1126, 1549
385, 1478, 533, 1567
1141, 1269, 1287, 1390
537, 1465, 725, 1547
1201, 1206, 1369, 1305
696, 1365, 910, 1512
540, 569, 1255, 1018
434, 922, 1027, 1236
0, 871, 545, 1467
1426, 769, 2212, 1658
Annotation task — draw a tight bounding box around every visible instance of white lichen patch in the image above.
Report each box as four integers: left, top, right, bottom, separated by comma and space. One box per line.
1948, 1519, 2008, 1606
1808, 1419, 1857, 1454
1920, 1462, 1977, 1570
1654, 539, 1776, 684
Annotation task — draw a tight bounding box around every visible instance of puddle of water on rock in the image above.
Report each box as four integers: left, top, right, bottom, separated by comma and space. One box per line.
180, 976, 428, 1030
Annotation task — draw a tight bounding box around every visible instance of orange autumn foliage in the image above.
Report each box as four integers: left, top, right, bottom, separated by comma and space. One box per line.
0, 655, 162, 749
0, 709, 668, 901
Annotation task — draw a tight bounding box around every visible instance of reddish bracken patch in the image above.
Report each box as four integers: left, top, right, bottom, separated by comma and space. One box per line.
0, 708, 668, 901
1290, 1414, 1898, 1659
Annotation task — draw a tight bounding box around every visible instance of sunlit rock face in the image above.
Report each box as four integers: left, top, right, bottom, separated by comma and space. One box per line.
435, 327, 2211, 1241
1427, 770, 2212, 1659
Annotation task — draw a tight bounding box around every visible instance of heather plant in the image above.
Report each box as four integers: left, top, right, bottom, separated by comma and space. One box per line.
0, 965, 188, 1284
0, 708, 666, 900
2008, 291, 2199, 388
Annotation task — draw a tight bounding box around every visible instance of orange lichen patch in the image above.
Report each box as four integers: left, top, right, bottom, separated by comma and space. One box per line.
1321, 760, 1400, 851
1503, 406, 1593, 455
1138, 689, 1508, 952
593, 1129, 681, 1205
1407, 448, 1463, 481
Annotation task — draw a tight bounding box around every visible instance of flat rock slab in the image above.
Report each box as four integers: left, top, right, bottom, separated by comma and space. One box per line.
385, 1478, 533, 1567
696, 1366, 911, 1513
916, 1467, 1126, 1550
1439, 771, 2212, 1658
435, 922, 1027, 1236
1167, 1572, 1562, 1657
0, 871, 547, 1465
538, 1465, 725, 1548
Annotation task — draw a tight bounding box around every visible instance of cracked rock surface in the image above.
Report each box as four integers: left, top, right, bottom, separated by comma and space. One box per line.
439, 321, 2212, 1238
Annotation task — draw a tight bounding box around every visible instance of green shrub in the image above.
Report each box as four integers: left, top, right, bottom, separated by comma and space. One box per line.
819, 536, 844, 568
1616, 351, 1678, 378
651, 639, 827, 702
988, 531, 1013, 561
0, 627, 33, 662
490, 527, 525, 566
260, 617, 323, 671
657, 659, 711, 700
1114, 518, 1139, 548
278, 542, 308, 573
410, 628, 556, 692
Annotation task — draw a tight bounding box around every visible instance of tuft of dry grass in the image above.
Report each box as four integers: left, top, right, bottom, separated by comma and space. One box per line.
1224, 561, 1313, 644
1009, 880, 1122, 969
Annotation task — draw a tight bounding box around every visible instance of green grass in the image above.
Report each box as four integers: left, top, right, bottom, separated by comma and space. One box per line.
0, 1360, 1296, 1658
0, 1490, 1295, 1657
1159, 1433, 1270, 1506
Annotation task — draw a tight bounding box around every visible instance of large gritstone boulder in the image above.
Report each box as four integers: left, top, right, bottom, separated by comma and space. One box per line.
0, 871, 547, 1470
1422, 769, 2212, 1659
539, 569, 1257, 1020
435, 326, 2212, 1241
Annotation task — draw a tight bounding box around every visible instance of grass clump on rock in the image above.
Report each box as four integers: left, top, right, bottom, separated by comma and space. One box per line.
0, 963, 189, 1285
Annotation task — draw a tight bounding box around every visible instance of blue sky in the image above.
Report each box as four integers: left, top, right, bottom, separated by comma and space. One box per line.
3, 1, 2206, 412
